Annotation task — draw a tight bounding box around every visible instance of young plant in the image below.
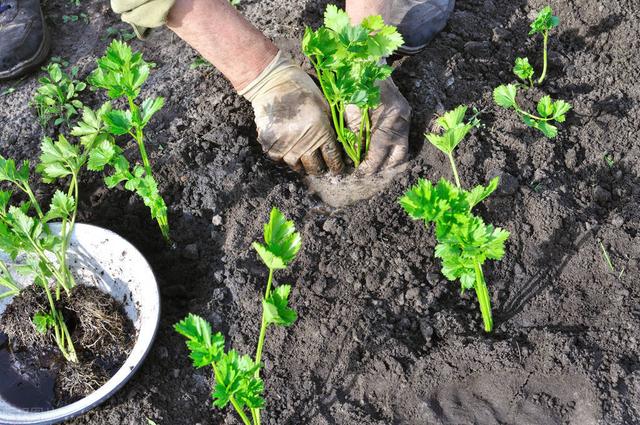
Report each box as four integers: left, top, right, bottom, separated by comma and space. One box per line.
493, 84, 571, 138
529, 5, 559, 85
62, 13, 89, 24
75, 40, 169, 240
497, 6, 569, 138
513, 57, 534, 88
302, 5, 403, 167
102, 26, 136, 42
399, 106, 509, 332
0, 132, 97, 361
32, 63, 86, 127
176, 207, 301, 425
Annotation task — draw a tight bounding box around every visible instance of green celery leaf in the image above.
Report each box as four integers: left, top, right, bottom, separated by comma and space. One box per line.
88, 139, 119, 171
513, 57, 534, 81
529, 6, 559, 36
174, 313, 225, 368
324, 4, 350, 33
552, 99, 572, 122
493, 84, 518, 109
252, 207, 301, 270
44, 190, 75, 222
263, 284, 297, 326
466, 176, 500, 208
140, 97, 164, 127
103, 109, 133, 135
536, 96, 554, 118
33, 311, 55, 334
37, 135, 81, 182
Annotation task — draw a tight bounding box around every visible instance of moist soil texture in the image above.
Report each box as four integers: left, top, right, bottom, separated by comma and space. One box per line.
1, 0, 639, 424
0, 285, 134, 407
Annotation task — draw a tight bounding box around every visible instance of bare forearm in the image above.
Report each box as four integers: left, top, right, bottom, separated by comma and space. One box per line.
166, 0, 278, 91
345, 0, 388, 23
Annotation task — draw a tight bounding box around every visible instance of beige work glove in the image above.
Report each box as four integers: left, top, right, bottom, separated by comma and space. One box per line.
110, 0, 175, 37
345, 78, 411, 175
239, 52, 344, 175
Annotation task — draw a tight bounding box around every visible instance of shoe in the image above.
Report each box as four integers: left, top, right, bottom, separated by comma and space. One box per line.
386, 0, 455, 56
0, 0, 50, 80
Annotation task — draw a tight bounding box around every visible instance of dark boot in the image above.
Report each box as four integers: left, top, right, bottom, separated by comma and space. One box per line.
0, 0, 50, 80
387, 0, 455, 56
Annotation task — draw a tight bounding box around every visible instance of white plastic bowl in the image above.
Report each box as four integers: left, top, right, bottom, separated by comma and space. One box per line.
0, 223, 160, 424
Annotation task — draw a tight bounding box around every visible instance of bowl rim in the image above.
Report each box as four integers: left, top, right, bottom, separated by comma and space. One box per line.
0, 223, 161, 425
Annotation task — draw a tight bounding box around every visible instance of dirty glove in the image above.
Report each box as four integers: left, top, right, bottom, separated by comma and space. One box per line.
239, 51, 344, 175
345, 78, 411, 175
110, 0, 175, 37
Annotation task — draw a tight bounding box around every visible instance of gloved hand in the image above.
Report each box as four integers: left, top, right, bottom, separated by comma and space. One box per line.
345, 78, 411, 175
110, 0, 175, 37
239, 51, 344, 175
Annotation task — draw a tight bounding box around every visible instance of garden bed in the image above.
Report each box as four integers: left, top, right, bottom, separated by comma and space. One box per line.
0, 0, 638, 423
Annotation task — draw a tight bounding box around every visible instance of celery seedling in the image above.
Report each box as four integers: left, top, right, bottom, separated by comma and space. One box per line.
529, 6, 559, 85
302, 5, 403, 167
498, 6, 569, 138
79, 40, 169, 240
513, 57, 534, 88
176, 207, 301, 424
0, 132, 98, 361
32, 63, 86, 127
494, 84, 571, 138
400, 106, 509, 332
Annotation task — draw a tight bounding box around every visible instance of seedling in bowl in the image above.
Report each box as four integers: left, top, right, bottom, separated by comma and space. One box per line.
400, 106, 509, 332
74, 40, 170, 240
176, 207, 301, 424
0, 131, 101, 361
302, 5, 403, 167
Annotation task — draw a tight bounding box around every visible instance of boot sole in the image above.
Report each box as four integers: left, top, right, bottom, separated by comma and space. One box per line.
0, 10, 51, 80
397, 44, 429, 56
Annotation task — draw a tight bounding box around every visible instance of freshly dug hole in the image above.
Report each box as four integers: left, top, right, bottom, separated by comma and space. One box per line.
0, 284, 134, 406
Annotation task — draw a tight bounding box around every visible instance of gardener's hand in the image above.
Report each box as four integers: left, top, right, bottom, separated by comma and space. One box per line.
239, 52, 344, 175
345, 78, 411, 175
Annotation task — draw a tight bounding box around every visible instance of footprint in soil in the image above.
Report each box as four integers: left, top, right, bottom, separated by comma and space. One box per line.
420, 372, 601, 425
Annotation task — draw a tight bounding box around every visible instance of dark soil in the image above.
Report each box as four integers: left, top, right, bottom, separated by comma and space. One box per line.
1, 0, 639, 424
0, 285, 134, 406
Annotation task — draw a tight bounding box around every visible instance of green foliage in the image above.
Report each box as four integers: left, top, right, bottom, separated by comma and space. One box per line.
302, 5, 403, 167
32, 63, 86, 127
82, 40, 169, 240
62, 13, 89, 24
102, 26, 136, 42
495, 6, 568, 135
0, 261, 20, 300
263, 285, 297, 326
177, 208, 301, 424
513, 57, 534, 86
33, 311, 56, 333
252, 208, 302, 270
529, 5, 559, 36
176, 314, 267, 413
0, 130, 98, 362
190, 56, 213, 70
493, 84, 571, 138
426, 105, 480, 156
400, 107, 509, 332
